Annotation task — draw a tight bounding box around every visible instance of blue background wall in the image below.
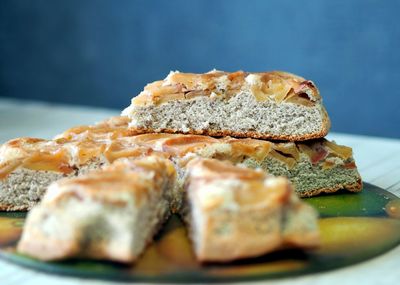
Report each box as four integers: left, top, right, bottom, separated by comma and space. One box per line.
0, 0, 399, 138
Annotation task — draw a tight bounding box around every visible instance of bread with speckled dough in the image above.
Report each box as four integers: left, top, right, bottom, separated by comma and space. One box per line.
18, 156, 320, 263
1, 118, 361, 211
0, 133, 160, 211
130, 132, 363, 198
122, 70, 330, 141
182, 158, 320, 262
17, 155, 176, 263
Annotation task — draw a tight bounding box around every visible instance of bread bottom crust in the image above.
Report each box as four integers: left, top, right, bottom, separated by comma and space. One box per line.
297, 178, 363, 197
126, 125, 329, 142
0, 204, 30, 211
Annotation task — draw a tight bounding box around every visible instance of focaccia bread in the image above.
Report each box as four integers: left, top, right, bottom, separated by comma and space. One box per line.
18, 156, 319, 263
0, 118, 362, 211
0, 135, 159, 211
130, 133, 362, 197
54, 116, 132, 141
183, 158, 319, 262
17, 155, 176, 262
122, 70, 330, 141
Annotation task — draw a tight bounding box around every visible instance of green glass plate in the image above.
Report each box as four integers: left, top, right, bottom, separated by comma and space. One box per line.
0, 183, 399, 283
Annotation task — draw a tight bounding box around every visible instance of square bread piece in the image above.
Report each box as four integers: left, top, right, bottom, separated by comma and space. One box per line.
17, 155, 176, 262
0, 137, 80, 211
122, 70, 330, 141
0, 133, 159, 211
183, 158, 320, 262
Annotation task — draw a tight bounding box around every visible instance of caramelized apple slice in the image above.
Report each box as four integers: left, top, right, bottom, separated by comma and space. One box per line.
298, 143, 328, 165
323, 141, 353, 160
285, 94, 315, 107
268, 150, 297, 169
0, 159, 23, 179
156, 93, 185, 104
161, 135, 219, 156
263, 79, 292, 103
22, 150, 74, 174
273, 143, 300, 161
227, 138, 272, 162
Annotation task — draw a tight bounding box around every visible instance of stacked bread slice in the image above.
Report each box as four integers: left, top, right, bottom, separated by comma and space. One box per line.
122, 70, 362, 194
1, 70, 363, 263
122, 70, 330, 140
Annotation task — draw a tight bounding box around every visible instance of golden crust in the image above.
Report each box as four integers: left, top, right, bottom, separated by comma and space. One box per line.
185, 158, 320, 261
44, 155, 175, 207
1, 115, 359, 203
126, 121, 330, 141
297, 178, 363, 197
103, 138, 169, 163
130, 70, 321, 107
124, 132, 352, 169
126, 132, 361, 195
0, 204, 30, 211
0, 138, 75, 179
123, 71, 330, 140
186, 158, 267, 183
0, 127, 333, 168
0, 136, 158, 180
54, 116, 131, 141
0, 125, 360, 196
186, 159, 291, 210
17, 155, 175, 262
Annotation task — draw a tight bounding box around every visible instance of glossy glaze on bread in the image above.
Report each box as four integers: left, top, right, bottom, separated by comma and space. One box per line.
0, 117, 361, 210
17, 155, 176, 262
18, 156, 319, 262
122, 70, 330, 141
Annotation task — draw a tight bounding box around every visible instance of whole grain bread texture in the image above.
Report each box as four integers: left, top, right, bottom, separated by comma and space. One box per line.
1, 118, 361, 211
18, 157, 319, 263
17, 155, 176, 262
182, 158, 320, 262
129, 133, 363, 198
0, 134, 158, 211
122, 70, 331, 141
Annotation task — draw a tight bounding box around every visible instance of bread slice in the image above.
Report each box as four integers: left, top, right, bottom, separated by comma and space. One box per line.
54, 116, 132, 141
0, 135, 158, 211
182, 158, 319, 262
130, 133, 363, 197
0, 138, 79, 211
122, 70, 330, 141
1, 118, 361, 210
17, 155, 176, 262
18, 156, 318, 263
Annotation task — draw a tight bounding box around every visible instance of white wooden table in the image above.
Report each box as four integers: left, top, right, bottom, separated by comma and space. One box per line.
0, 98, 399, 285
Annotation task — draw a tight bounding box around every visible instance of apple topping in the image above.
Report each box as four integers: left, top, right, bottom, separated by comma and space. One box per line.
268, 149, 297, 169
298, 143, 328, 165
161, 135, 219, 156
22, 150, 74, 174
226, 138, 272, 162
285, 93, 315, 107
322, 160, 335, 170
343, 161, 356, 169
0, 159, 23, 179
323, 141, 353, 160
131, 71, 319, 106
272, 143, 300, 161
